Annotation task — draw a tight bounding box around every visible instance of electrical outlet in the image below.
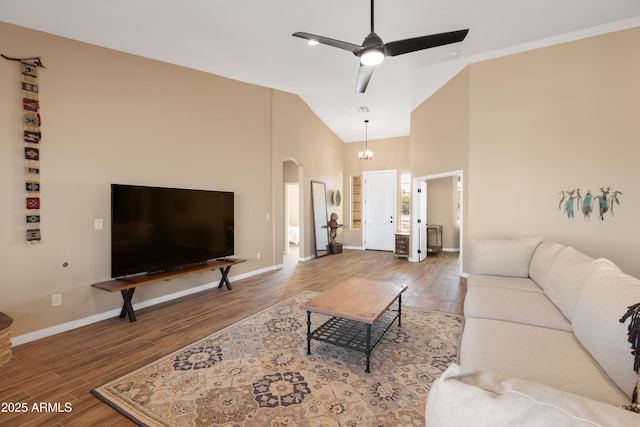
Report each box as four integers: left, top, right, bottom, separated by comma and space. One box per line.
52, 293, 62, 307
257, 252, 261, 260
94, 218, 104, 230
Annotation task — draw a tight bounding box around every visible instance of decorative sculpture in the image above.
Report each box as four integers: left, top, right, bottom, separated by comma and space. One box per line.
558, 186, 622, 221
582, 190, 593, 219
326, 212, 343, 243
594, 186, 623, 221
559, 189, 580, 219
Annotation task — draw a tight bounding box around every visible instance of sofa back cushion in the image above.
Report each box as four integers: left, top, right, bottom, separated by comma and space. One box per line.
528, 240, 565, 287
543, 247, 618, 320
573, 266, 640, 399
468, 236, 543, 278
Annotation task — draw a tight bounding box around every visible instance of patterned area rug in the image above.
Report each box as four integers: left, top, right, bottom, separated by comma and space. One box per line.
92, 291, 463, 426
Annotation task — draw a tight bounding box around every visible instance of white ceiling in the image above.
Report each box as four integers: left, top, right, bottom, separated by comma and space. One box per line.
2, 0, 640, 142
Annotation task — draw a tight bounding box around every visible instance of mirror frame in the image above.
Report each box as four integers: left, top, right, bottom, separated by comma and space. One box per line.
311, 180, 329, 258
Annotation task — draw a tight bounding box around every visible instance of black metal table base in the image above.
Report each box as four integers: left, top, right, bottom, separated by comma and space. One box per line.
306, 295, 402, 373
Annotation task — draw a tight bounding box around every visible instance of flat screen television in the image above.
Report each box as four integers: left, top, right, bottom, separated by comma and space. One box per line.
111, 184, 234, 278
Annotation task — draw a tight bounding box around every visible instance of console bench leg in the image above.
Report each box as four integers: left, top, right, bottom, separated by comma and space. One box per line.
119, 288, 137, 322
217, 266, 233, 290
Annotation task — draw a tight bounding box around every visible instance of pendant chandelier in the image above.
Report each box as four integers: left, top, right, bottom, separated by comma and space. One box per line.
359, 119, 373, 160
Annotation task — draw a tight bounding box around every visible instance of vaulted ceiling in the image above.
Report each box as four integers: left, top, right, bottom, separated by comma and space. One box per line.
2, 0, 640, 142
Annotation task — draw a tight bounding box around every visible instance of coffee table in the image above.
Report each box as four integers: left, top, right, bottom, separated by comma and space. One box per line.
301, 278, 408, 373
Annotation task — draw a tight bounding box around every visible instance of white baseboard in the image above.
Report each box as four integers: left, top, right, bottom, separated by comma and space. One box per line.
11, 264, 282, 347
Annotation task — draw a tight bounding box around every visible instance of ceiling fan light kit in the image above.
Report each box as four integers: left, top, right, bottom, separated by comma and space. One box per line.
293, 0, 469, 93
360, 48, 385, 66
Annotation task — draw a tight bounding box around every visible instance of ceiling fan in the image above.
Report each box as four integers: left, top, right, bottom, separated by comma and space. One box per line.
293, 0, 469, 93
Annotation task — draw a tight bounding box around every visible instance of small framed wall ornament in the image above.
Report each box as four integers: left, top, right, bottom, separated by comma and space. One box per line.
332, 190, 341, 207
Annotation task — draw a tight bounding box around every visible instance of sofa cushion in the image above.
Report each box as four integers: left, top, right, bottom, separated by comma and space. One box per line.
543, 246, 619, 320
459, 317, 629, 405
467, 274, 543, 293
573, 266, 640, 400
528, 240, 565, 287
464, 286, 571, 331
426, 364, 640, 427
469, 236, 543, 278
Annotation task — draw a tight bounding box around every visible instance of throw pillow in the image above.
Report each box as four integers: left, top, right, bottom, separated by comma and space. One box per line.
426, 364, 640, 426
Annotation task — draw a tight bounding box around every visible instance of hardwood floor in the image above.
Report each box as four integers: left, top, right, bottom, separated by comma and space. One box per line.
0, 249, 465, 426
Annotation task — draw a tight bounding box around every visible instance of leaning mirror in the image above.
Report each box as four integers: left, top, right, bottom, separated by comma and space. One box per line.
311, 180, 329, 258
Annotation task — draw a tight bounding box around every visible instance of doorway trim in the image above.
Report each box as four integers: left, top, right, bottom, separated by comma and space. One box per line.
410, 170, 464, 275
284, 182, 300, 256
282, 158, 304, 261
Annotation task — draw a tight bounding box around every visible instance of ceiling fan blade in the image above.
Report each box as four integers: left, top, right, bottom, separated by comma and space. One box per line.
292, 32, 362, 54
384, 29, 469, 57
355, 64, 375, 93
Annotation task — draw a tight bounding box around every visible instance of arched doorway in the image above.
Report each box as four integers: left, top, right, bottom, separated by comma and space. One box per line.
283, 159, 302, 262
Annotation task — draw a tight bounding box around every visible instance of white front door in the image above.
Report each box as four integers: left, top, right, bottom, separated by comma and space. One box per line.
364, 170, 396, 251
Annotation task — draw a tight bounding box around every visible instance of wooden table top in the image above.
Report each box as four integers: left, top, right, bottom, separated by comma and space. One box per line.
301, 278, 407, 324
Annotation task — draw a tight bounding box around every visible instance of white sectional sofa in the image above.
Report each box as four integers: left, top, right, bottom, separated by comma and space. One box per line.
426, 237, 640, 426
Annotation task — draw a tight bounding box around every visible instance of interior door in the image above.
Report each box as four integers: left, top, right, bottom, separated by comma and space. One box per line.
363, 170, 396, 251
418, 181, 428, 261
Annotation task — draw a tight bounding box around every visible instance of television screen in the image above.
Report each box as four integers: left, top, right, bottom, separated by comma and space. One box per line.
111, 184, 234, 278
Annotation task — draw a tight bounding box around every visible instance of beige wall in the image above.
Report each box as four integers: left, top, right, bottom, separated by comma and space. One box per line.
271, 91, 344, 261
342, 137, 410, 247
4, 20, 639, 340
412, 26, 640, 276
411, 68, 470, 262
0, 22, 342, 338
411, 68, 470, 177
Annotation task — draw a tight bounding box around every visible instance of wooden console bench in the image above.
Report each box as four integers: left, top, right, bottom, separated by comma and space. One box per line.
92, 258, 246, 322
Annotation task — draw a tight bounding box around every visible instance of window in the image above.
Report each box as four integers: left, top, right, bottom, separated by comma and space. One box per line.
399, 173, 411, 233
351, 175, 362, 229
